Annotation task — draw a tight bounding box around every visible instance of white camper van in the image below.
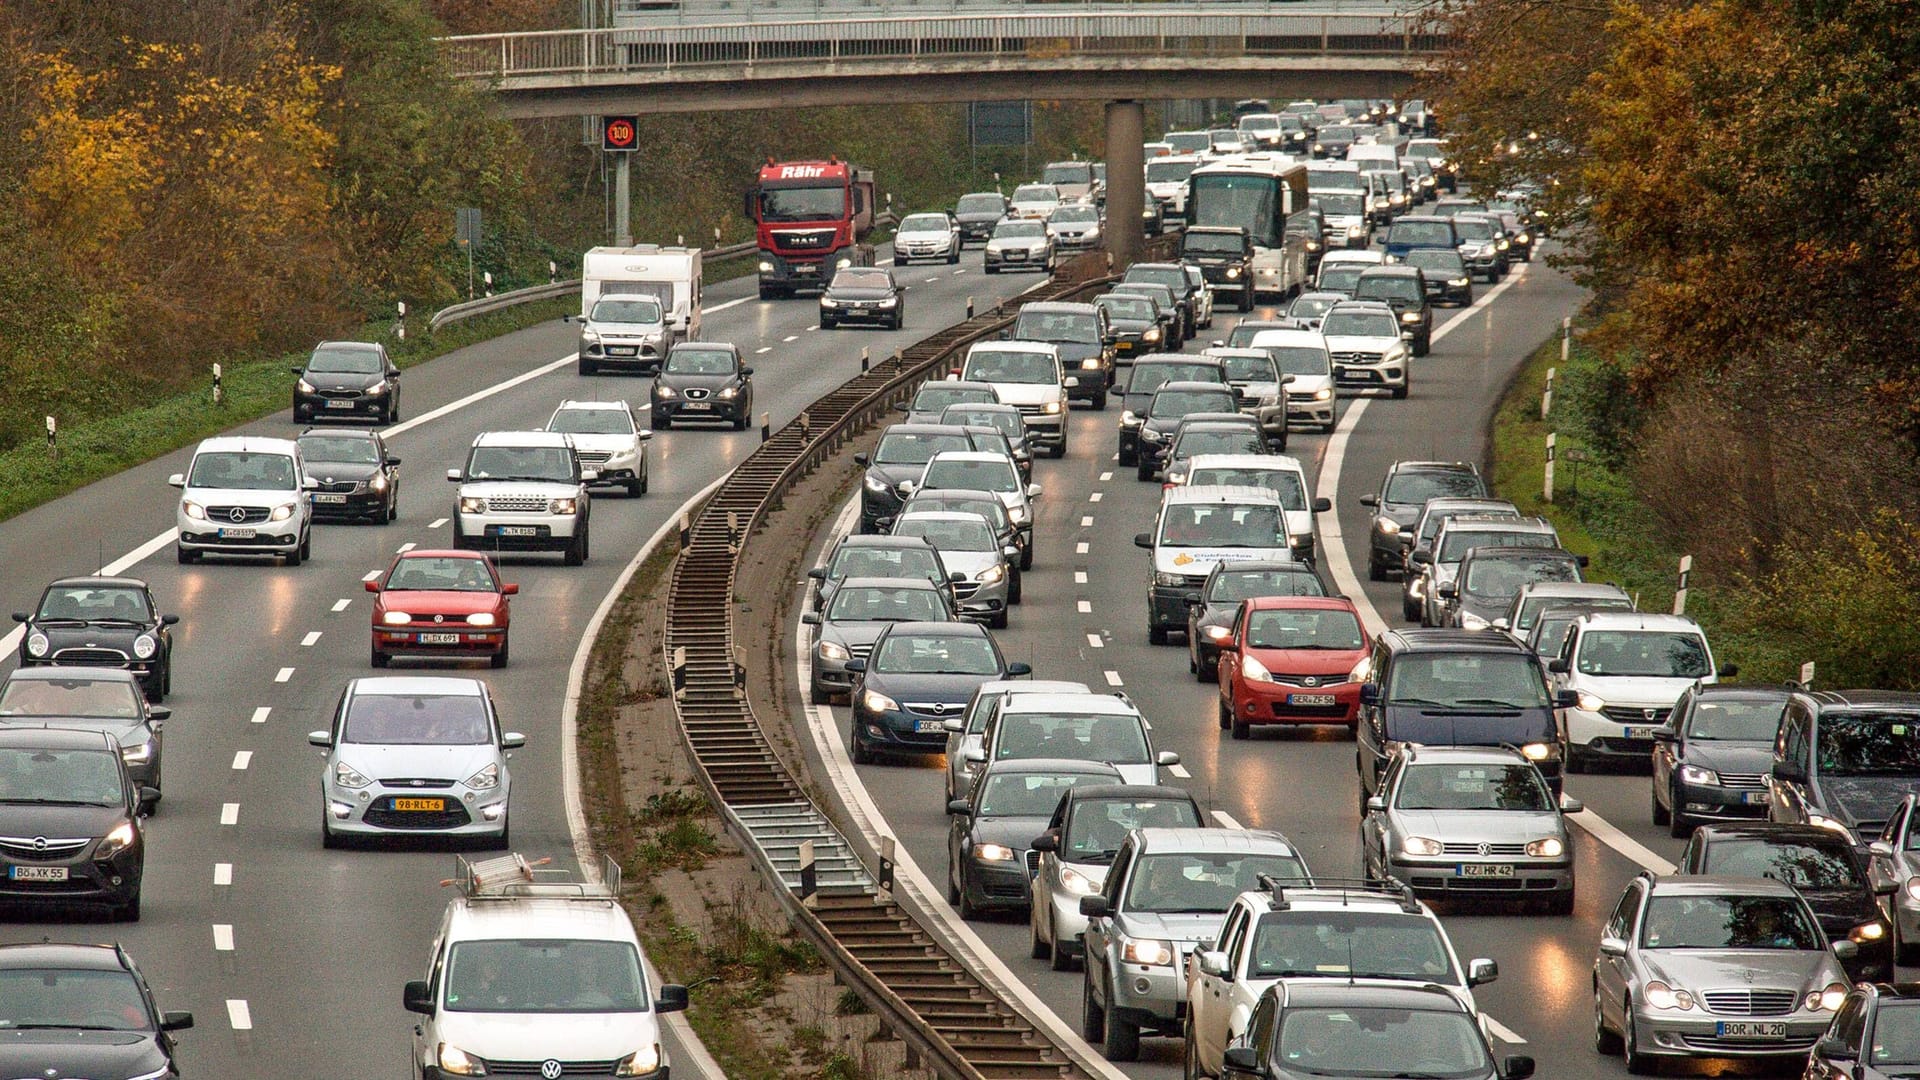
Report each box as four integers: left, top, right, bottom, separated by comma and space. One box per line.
575, 245, 703, 373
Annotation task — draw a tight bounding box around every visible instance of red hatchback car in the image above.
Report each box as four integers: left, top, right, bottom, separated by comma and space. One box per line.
1215, 596, 1370, 739
366, 550, 516, 668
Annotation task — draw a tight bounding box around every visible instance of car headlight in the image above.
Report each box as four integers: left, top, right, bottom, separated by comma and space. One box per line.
974, 843, 1016, 862
1306, 240, 1323, 252
269, 503, 298, 522
863, 474, 892, 495
1459, 612, 1489, 631
878, 296, 898, 308
1123, 939, 1175, 966
1526, 837, 1564, 858
1081, 358, 1102, 370
1143, 328, 1161, 343
25, 632, 48, 658
438, 1042, 486, 1076
1313, 143, 1324, 152
1154, 572, 1185, 587
1204, 625, 1232, 642
333, 761, 371, 789
1241, 653, 1274, 682
459, 497, 487, 515
655, 383, 677, 397
1401, 836, 1443, 856
1519, 742, 1553, 762
466, 613, 497, 627
1678, 764, 1720, 785
121, 740, 154, 765
1377, 518, 1401, 536
818, 640, 850, 662
614, 1044, 662, 1077
1043, 401, 1062, 414
1852, 921, 1887, 943
1576, 691, 1606, 712
1139, 429, 1164, 444
978, 564, 1006, 585
758, 260, 773, 272
1517, 232, 1531, 243
820, 297, 841, 308
1347, 225, 1366, 237
1401, 311, 1421, 323
369, 474, 389, 491
1313, 388, 1333, 401
96, 821, 138, 860
1645, 981, 1696, 1011
382, 611, 412, 625
836, 257, 853, 269
1225, 267, 1241, 279
1450, 277, 1470, 287
861, 689, 899, 714
366, 382, 388, 396
1121, 411, 1140, 425
1007, 504, 1030, 525
549, 498, 578, 515
1060, 866, 1098, 895
125, 633, 157, 660
464, 762, 500, 791
717, 385, 738, 399
1496, 239, 1510, 250
1809, 983, 1848, 1012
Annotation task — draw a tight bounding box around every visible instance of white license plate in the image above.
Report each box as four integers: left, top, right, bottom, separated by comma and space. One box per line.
9, 866, 67, 881
1716, 1022, 1785, 1039
607, 346, 637, 356
218, 528, 256, 538
1457, 864, 1514, 878
1743, 790, 1771, 805
418, 633, 460, 644
795, 265, 817, 275
1623, 726, 1659, 740
313, 493, 348, 504
497, 526, 537, 537
683, 402, 712, 411
325, 400, 356, 409
1288, 693, 1337, 706
914, 720, 945, 733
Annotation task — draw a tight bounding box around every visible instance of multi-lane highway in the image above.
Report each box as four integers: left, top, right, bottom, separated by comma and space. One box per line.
788, 251, 1794, 1077
0, 250, 1050, 1076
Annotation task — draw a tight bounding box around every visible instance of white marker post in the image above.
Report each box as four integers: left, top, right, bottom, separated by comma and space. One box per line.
1800, 661, 1816, 689
1561, 315, 1572, 363
1541, 366, 1555, 420
1673, 554, 1693, 616
483, 271, 493, 298
1543, 432, 1556, 503
395, 300, 407, 341
212, 362, 224, 406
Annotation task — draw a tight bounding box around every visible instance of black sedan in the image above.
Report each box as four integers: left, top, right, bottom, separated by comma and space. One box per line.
13, 577, 177, 701
947, 758, 1123, 919
820, 266, 904, 330
298, 428, 400, 523
0, 666, 169, 796
652, 342, 754, 430
1652, 684, 1791, 836
844, 621, 1031, 763
0, 942, 191, 1074
292, 340, 400, 424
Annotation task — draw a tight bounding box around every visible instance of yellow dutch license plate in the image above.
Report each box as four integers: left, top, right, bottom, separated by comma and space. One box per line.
392, 798, 445, 812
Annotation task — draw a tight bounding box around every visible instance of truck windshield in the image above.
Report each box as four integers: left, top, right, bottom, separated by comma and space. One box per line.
758, 185, 844, 222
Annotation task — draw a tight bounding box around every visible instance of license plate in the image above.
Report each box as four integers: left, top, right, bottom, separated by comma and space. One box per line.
313, 493, 348, 504
1288, 693, 1337, 706
683, 402, 712, 411
914, 720, 945, 733
418, 633, 460, 644
497, 526, 537, 537
607, 346, 637, 356
218, 528, 256, 538
1623, 726, 1659, 740
392, 798, 445, 812
325, 400, 355, 409
1743, 790, 1771, 805
1457, 864, 1514, 878
8, 866, 67, 882
795, 264, 817, 275
1716, 1022, 1785, 1039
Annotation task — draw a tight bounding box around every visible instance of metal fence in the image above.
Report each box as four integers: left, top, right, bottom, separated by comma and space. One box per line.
618, 0, 1419, 19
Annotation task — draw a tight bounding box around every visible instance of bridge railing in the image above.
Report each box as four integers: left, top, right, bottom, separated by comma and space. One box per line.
613, 0, 1425, 21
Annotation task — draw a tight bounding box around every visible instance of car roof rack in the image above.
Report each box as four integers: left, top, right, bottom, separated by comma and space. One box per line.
1257, 875, 1421, 914
444, 853, 622, 901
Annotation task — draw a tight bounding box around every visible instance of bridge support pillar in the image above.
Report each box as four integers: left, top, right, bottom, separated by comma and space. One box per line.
1104, 99, 1146, 270
613, 151, 633, 247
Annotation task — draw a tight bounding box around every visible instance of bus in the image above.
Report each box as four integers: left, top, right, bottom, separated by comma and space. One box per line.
1185, 156, 1313, 301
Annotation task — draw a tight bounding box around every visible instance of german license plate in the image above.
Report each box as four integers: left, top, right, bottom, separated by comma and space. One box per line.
9, 866, 67, 881
325, 400, 355, 409
607, 346, 637, 356
497, 526, 537, 537
1288, 693, 1337, 706
1716, 1022, 1785, 1039
392, 798, 445, 812
683, 402, 712, 411
218, 528, 256, 538
1743, 790, 1771, 805
1624, 726, 1659, 740
313, 493, 348, 504
418, 633, 460, 644
914, 720, 945, 733
1457, 864, 1514, 878
795, 264, 817, 275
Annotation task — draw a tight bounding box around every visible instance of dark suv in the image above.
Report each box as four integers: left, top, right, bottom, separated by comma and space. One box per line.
1769, 690, 1920, 844
1122, 264, 1204, 342
1352, 266, 1433, 355
1009, 302, 1114, 409
0, 727, 155, 920
1358, 461, 1487, 580
1179, 227, 1256, 312
0, 943, 192, 1078
1114, 356, 1226, 466
1355, 628, 1571, 801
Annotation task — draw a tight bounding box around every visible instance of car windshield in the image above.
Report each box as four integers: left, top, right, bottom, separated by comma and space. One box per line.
826, 586, 948, 623
956, 194, 1005, 214
1064, 798, 1202, 860
1013, 312, 1099, 343
1574, 630, 1709, 678
1315, 192, 1365, 216
965, 351, 1057, 384
1226, 324, 1288, 347
1013, 185, 1059, 204
1207, 569, 1325, 601
33, 586, 151, 624
548, 408, 634, 435
444, 939, 647, 1013
1261, 345, 1333, 377
1098, 297, 1155, 321
1245, 608, 1364, 651
1700, 839, 1859, 891
895, 517, 995, 552
900, 214, 949, 232
1051, 206, 1099, 224
298, 435, 381, 464
0, 677, 141, 719
1531, 615, 1580, 658
1396, 763, 1552, 811
1125, 852, 1308, 913
873, 634, 1000, 675
923, 459, 1018, 494
1355, 275, 1424, 303
664, 349, 736, 375
308, 347, 383, 374
188, 450, 297, 490
758, 184, 846, 221
1159, 503, 1283, 547
1191, 469, 1309, 511
995, 713, 1149, 763
1438, 530, 1556, 564
0, 747, 125, 806
994, 220, 1044, 239
1251, 912, 1457, 984
978, 771, 1104, 817
1389, 221, 1456, 247
1870, 1001, 1920, 1065
907, 494, 1007, 529
1683, 698, 1788, 741
1276, 1006, 1490, 1078
1816, 713, 1920, 776
1218, 354, 1278, 383
1184, 232, 1246, 255
1513, 591, 1627, 630
1173, 430, 1264, 461
876, 431, 972, 465
1454, 218, 1498, 241
341, 693, 491, 745
1127, 267, 1186, 292
0, 968, 152, 1030
1464, 555, 1577, 599
1320, 309, 1395, 336
589, 298, 661, 324
1146, 159, 1198, 184
465, 445, 573, 482
1128, 365, 1220, 396
384, 556, 497, 592
1150, 390, 1237, 418
1640, 895, 1819, 950
832, 268, 891, 290
1388, 654, 1550, 710
827, 545, 941, 582
1385, 470, 1484, 505
1286, 295, 1340, 321
942, 408, 1020, 439
1405, 250, 1467, 276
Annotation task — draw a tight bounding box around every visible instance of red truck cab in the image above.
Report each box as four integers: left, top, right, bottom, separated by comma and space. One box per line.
744, 158, 875, 298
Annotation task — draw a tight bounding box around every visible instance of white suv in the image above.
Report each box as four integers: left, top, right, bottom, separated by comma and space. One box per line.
1552, 611, 1725, 772
957, 342, 1071, 457
169, 436, 315, 565
449, 431, 595, 565
1321, 301, 1412, 398
405, 855, 689, 1079
546, 400, 651, 498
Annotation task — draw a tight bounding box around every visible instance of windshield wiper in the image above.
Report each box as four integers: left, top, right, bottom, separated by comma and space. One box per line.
0, 797, 110, 807
10, 1023, 121, 1031
86, 618, 144, 627
1451, 698, 1537, 709
30, 618, 84, 627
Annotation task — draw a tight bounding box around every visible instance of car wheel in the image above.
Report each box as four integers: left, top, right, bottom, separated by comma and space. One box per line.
1019, 545, 1033, 572
850, 724, 874, 766
1081, 967, 1106, 1042
1623, 1009, 1656, 1074
1149, 625, 1169, 646
1593, 987, 1623, 1055
387, 491, 399, 522
1194, 656, 1214, 684
1390, 380, 1409, 400
564, 527, 587, 567
1402, 593, 1422, 622
1050, 915, 1075, 972
989, 608, 1008, 630
949, 251, 960, 265
1117, 447, 1136, 466
810, 683, 833, 706
892, 311, 904, 331
985, 266, 998, 275
300, 529, 312, 561
322, 822, 342, 850
115, 892, 142, 923
1651, 784, 1671, 827
1547, 886, 1576, 916
1104, 1007, 1140, 1062
284, 538, 303, 568
1136, 460, 1154, 482
1218, 696, 1233, 730
487, 820, 511, 851
1050, 439, 1067, 460
1366, 555, 1387, 582
578, 358, 597, 376
655, 414, 671, 430
821, 316, 836, 328
175, 544, 198, 565
1899, 918, 1920, 966
1090, 388, 1108, 411
734, 410, 750, 432
1241, 284, 1255, 312
1183, 1018, 1206, 1080
490, 636, 509, 669
957, 875, 980, 920
1566, 744, 1590, 774
1232, 714, 1251, 740
1031, 919, 1050, 960
1009, 571, 1022, 605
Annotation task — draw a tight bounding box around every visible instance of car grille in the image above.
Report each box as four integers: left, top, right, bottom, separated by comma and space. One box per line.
684, 387, 711, 400
575, 452, 611, 466
0, 837, 91, 861
847, 643, 873, 660
485, 495, 549, 513
52, 647, 129, 665
1232, 388, 1261, 409
1440, 842, 1527, 856
1701, 989, 1799, 1016
902, 702, 962, 719
1716, 772, 1767, 790
774, 229, 835, 250
1025, 850, 1041, 877
1601, 706, 1672, 725
319, 388, 364, 399
206, 506, 271, 524
378, 779, 457, 789
1681, 1034, 1818, 1053
1330, 351, 1384, 363
488, 1060, 622, 1076
313, 480, 363, 494
362, 801, 472, 830
953, 581, 981, 600
1272, 674, 1346, 687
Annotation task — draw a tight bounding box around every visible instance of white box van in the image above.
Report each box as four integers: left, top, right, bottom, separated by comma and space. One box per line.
581, 245, 703, 341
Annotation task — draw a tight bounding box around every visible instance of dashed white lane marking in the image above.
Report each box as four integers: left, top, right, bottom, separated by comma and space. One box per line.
1484, 1017, 1529, 1045
755, 346, 773, 354
274, 667, 293, 683
1080, 516, 1094, 527
1086, 634, 1104, 648
397, 542, 416, 553
1104, 670, 1124, 687
429, 517, 448, 528
330, 599, 351, 613
213, 863, 232, 886
806, 324, 819, 332
1169, 764, 1192, 779
361, 570, 380, 582
1099, 471, 1113, 481
706, 296, 752, 313
231, 751, 251, 771
250, 707, 269, 724
1076, 541, 1090, 554
1074, 571, 1088, 584
225, 1000, 252, 1030
300, 631, 321, 647
219, 803, 240, 826
1077, 600, 1092, 613
213, 924, 234, 951
1088, 492, 1103, 503
1212, 810, 1245, 830
953, 268, 967, 275
782, 334, 798, 342
925, 276, 939, 283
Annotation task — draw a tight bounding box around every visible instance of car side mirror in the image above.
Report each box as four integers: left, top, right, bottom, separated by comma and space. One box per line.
291, 366, 306, 376
1597, 937, 1627, 958
1717, 664, 1739, 679
1650, 725, 1675, 742
1026, 483, 1043, 498
8, 612, 25, 623
1079, 895, 1112, 918
1358, 494, 1379, 508
1437, 584, 1457, 599
307, 730, 333, 748
1003, 546, 1021, 560
1871, 841, 1895, 859
950, 571, 968, 584
1467, 957, 1499, 986
502, 583, 519, 596
1400, 331, 1413, 341
843, 659, 866, 674
1814, 1035, 1854, 1061
947, 799, 971, 816
147, 705, 171, 722
1408, 550, 1431, 566
801, 612, 821, 625
637, 430, 653, 441
1197, 950, 1231, 979
1156, 750, 1181, 767
1548, 658, 1570, 674
403, 980, 434, 1014
1312, 497, 1332, 513
1499, 1054, 1535, 1080
808, 567, 827, 580
964, 748, 987, 764
1222, 1047, 1257, 1073
655, 984, 690, 1014
1575, 554, 1591, 567
167, 472, 187, 488
897, 481, 917, 497
160, 1010, 194, 1032
446, 469, 463, 483
580, 468, 600, 482
137, 787, 160, 816
1359, 684, 1380, 705
1032, 832, 1059, 852
386, 456, 403, 466
1183, 592, 1203, 606
1365, 796, 1386, 813
1135, 533, 1154, 549
1774, 761, 1807, 784
1064, 376, 1079, 388
1007, 662, 1032, 677
853, 453, 870, 466
501, 732, 527, 750
1561, 798, 1585, 814
1834, 939, 1860, 960
940, 718, 963, 734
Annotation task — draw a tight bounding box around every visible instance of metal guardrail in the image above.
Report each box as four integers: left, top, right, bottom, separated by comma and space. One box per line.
618, 0, 1420, 19
441, 11, 1445, 81
428, 280, 580, 332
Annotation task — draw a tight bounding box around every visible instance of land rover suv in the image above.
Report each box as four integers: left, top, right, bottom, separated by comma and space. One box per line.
448, 431, 595, 565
